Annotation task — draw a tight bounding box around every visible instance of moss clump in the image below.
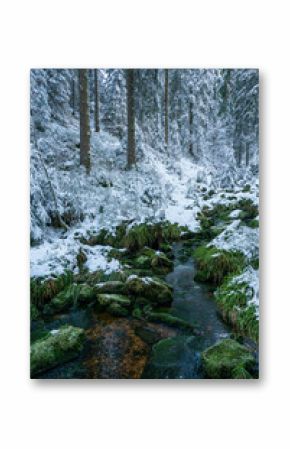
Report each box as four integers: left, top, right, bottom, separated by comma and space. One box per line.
215, 276, 259, 342
30, 325, 85, 377
194, 246, 245, 286
31, 271, 74, 309
247, 219, 259, 229
201, 338, 255, 379
125, 276, 173, 305
237, 199, 258, 221
43, 284, 96, 315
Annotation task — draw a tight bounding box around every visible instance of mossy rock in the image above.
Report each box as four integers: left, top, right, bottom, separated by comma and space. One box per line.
194, 246, 245, 286
142, 336, 197, 379
125, 275, 173, 305
95, 281, 126, 295
30, 325, 85, 377
147, 312, 198, 334
96, 293, 132, 308
201, 339, 255, 379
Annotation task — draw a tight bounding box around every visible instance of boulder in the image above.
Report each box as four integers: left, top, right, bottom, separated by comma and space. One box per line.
30, 325, 85, 377
201, 338, 255, 379
125, 275, 173, 305
95, 281, 126, 295
106, 303, 129, 317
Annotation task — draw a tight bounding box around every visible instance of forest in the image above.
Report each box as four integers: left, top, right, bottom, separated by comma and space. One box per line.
30, 68, 259, 379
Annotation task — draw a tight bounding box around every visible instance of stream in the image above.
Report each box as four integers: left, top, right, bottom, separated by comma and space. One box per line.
33, 241, 234, 379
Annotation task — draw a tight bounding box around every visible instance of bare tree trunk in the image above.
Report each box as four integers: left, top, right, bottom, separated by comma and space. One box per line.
189, 93, 193, 155
126, 69, 136, 168
164, 69, 169, 148
94, 69, 100, 132
245, 142, 250, 166
71, 78, 75, 116
79, 69, 91, 174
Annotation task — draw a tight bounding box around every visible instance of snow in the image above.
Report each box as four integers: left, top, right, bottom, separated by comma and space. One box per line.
228, 266, 259, 317
30, 225, 120, 278
209, 219, 259, 260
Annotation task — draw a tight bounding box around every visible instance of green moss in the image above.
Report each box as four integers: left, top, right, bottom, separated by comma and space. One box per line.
30, 325, 85, 377
194, 246, 245, 286
201, 338, 255, 379
95, 281, 126, 295
96, 293, 132, 308
247, 219, 259, 229
125, 276, 173, 305
43, 284, 96, 315
31, 271, 74, 309
215, 275, 259, 342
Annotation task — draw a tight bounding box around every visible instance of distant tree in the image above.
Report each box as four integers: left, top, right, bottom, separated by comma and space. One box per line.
126, 69, 136, 168
189, 86, 194, 155
79, 69, 91, 173
94, 69, 100, 132
164, 69, 169, 148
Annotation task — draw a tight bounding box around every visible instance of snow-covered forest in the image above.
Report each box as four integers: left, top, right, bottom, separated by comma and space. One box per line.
30, 68, 259, 379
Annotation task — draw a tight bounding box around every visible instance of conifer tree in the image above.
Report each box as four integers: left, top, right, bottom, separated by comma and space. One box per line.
126, 69, 136, 168
79, 69, 91, 173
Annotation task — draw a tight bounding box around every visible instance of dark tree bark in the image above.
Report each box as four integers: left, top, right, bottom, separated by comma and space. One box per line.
71, 78, 75, 116
164, 69, 169, 148
189, 90, 194, 155
245, 142, 250, 166
126, 69, 136, 168
79, 69, 91, 174
94, 69, 100, 132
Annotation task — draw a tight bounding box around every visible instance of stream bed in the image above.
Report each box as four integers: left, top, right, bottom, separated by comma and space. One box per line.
33, 242, 242, 379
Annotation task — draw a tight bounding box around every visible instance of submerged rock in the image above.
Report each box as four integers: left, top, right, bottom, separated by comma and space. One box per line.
142, 336, 199, 379
201, 338, 255, 379
125, 275, 173, 305
30, 325, 85, 377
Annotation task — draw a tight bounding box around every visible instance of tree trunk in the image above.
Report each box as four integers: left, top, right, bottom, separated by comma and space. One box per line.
245, 142, 250, 166
94, 69, 100, 132
79, 69, 91, 174
71, 78, 75, 116
126, 69, 136, 168
164, 69, 169, 148
189, 94, 193, 155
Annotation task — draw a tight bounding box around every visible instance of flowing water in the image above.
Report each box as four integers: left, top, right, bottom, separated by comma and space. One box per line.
33, 241, 234, 379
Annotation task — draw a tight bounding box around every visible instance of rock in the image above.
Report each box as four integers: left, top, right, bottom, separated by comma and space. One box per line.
96, 293, 132, 308
30, 325, 85, 377
201, 338, 255, 379
95, 281, 126, 295
125, 275, 173, 306
142, 336, 198, 379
